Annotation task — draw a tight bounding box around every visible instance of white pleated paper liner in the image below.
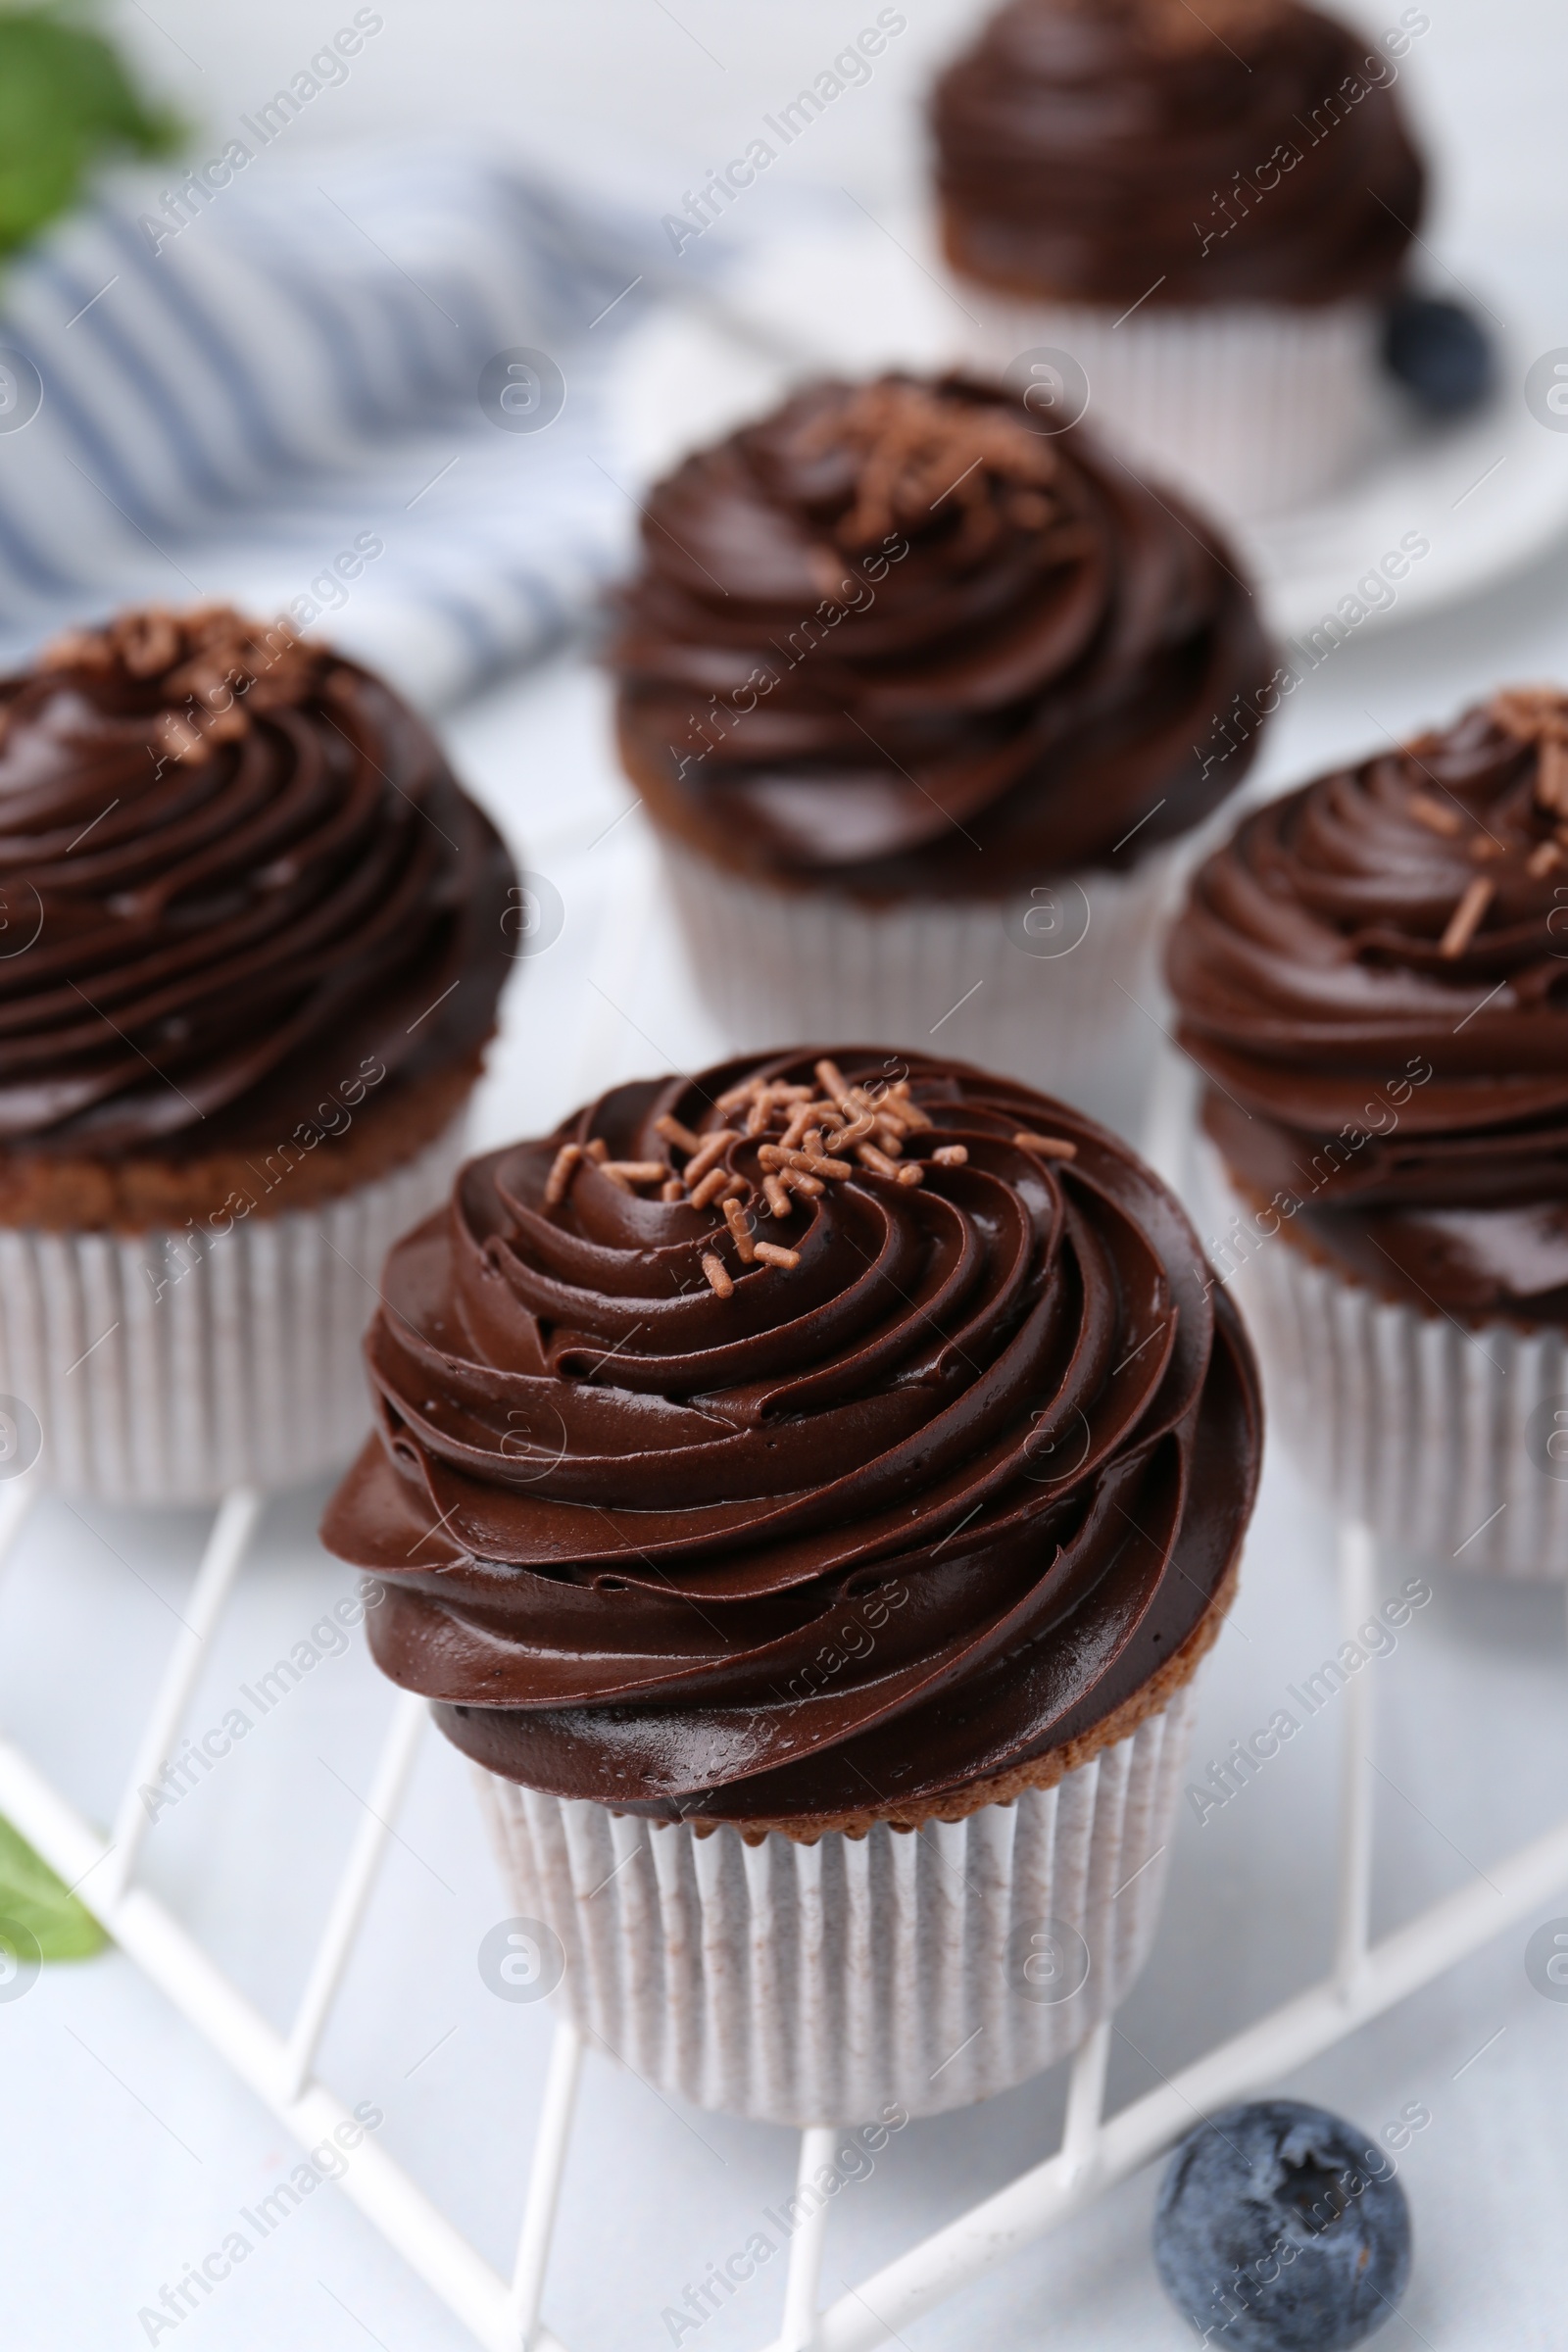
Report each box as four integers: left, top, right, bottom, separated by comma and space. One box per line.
658, 836, 1185, 1136
1202, 1163, 1568, 1579
944, 285, 1380, 520
0, 1112, 471, 1507
474, 1681, 1197, 2128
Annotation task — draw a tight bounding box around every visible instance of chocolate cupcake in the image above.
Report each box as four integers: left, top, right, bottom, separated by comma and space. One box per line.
1168, 690, 1568, 1578
322, 1048, 1260, 2123
931, 0, 1429, 514
0, 605, 514, 1502
614, 372, 1272, 1128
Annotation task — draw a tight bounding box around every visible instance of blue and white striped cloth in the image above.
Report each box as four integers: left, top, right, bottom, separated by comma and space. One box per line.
0, 151, 680, 706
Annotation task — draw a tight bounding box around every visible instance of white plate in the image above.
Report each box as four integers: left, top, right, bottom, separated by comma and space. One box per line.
1240, 307, 1568, 640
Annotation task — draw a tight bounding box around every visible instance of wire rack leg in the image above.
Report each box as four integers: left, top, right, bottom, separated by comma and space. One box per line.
1333, 1519, 1377, 1999
508, 2021, 585, 2349
278, 1685, 430, 2101
1059, 2017, 1111, 2180
780, 2126, 839, 2352
101, 1485, 263, 1902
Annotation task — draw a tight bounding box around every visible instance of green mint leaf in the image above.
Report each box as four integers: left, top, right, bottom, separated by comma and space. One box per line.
0, 1814, 106, 1961
0, 6, 182, 262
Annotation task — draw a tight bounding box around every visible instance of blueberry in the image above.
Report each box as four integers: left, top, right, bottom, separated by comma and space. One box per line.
1152, 2098, 1412, 2349
1382, 294, 1494, 416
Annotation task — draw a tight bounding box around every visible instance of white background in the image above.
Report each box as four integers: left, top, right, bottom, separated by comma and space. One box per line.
7, 2, 1568, 2347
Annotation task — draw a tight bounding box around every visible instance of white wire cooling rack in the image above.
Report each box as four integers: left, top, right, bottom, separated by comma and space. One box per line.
2, 1458, 1567, 2351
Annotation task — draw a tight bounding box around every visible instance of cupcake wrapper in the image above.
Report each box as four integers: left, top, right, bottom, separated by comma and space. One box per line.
0, 1112, 471, 1506
947, 287, 1379, 518
659, 837, 1183, 1133
474, 1683, 1197, 2127
1212, 1181, 1568, 1578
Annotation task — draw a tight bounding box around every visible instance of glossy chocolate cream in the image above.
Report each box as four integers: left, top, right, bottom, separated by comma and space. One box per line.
322, 1051, 1261, 1836
613, 375, 1273, 897
0, 607, 513, 1160
1169, 693, 1568, 1326
932, 0, 1426, 308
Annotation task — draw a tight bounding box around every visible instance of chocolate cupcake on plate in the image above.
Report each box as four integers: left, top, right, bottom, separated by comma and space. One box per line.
1168, 689, 1568, 1578
0, 605, 514, 1503
613, 372, 1273, 1131
930, 0, 1428, 515
322, 1047, 1261, 2124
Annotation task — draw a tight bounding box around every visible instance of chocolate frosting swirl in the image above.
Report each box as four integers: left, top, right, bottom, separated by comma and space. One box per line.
321, 1050, 1260, 1832
0, 607, 513, 1158
613, 375, 1273, 895
932, 0, 1425, 308
1168, 693, 1568, 1324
